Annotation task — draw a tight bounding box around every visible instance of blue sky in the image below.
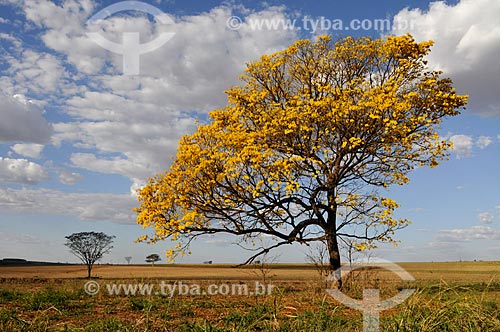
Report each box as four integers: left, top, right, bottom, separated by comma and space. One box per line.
0, 0, 499, 265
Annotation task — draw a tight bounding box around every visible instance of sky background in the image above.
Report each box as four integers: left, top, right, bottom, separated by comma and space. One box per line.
0, 0, 499, 265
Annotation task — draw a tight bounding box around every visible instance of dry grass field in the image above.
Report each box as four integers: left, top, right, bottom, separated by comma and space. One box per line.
1, 261, 500, 331
2, 261, 500, 281
0, 264, 315, 280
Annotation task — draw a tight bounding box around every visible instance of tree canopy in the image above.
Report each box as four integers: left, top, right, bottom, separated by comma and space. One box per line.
146, 253, 161, 265
65, 231, 115, 278
135, 34, 467, 280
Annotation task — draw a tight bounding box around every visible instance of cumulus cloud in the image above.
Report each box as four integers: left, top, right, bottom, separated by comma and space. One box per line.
450, 134, 473, 158
70, 152, 149, 182
393, 0, 500, 116
476, 136, 493, 149
38, 3, 296, 192
0, 2, 293, 220
0, 94, 52, 143
22, 0, 102, 75
0, 157, 49, 184
57, 169, 84, 185
437, 226, 500, 242
448, 134, 495, 158
10, 143, 44, 158
4, 50, 71, 95
23, 2, 295, 105
478, 212, 494, 224
55, 115, 197, 185
58, 5, 296, 111
0, 187, 136, 224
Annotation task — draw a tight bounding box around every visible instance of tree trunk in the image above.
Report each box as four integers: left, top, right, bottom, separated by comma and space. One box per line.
326, 231, 342, 289
87, 264, 92, 279
326, 189, 342, 289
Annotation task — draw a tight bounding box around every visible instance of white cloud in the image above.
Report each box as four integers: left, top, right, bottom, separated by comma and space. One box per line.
478, 212, 494, 224
0, 232, 43, 244
0, 157, 49, 184
10, 143, 44, 158
70, 153, 149, 181
0, 94, 52, 143
476, 136, 493, 149
205, 239, 232, 247
57, 116, 197, 188
0, 187, 135, 224
425, 241, 461, 250
0, 32, 18, 42
0, 2, 297, 220
437, 226, 500, 242
4, 50, 70, 94
0, 0, 24, 5
21, 0, 101, 74
393, 0, 500, 116
57, 169, 84, 185
37, 4, 296, 192
450, 134, 473, 158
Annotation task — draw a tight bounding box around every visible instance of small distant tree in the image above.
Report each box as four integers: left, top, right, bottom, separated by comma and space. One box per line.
125, 256, 132, 265
146, 254, 161, 266
64, 232, 115, 278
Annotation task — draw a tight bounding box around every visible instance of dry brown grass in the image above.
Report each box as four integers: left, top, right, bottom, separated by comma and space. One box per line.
1, 261, 500, 331
1, 261, 499, 282
398, 261, 500, 282
0, 264, 316, 280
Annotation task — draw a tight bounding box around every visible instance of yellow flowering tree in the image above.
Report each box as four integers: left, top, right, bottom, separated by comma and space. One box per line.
135, 34, 467, 286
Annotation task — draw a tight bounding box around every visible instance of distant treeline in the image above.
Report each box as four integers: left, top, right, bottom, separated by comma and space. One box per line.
0, 258, 70, 266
